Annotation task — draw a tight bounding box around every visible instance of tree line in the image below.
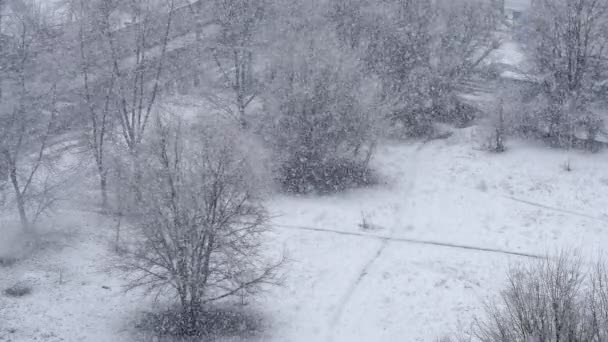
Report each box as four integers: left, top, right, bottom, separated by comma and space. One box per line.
1, 0, 607, 337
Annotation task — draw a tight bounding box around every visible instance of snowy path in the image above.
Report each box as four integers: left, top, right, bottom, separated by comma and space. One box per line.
326, 237, 390, 342
325, 142, 425, 342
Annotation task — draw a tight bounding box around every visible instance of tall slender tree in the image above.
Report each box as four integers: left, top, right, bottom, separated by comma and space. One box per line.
525, 0, 608, 144
209, 0, 267, 128
67, 0, 115, 208
0, 0, 62, 232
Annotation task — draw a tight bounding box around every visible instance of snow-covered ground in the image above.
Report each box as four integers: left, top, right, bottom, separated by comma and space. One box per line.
2, 127, 608, 341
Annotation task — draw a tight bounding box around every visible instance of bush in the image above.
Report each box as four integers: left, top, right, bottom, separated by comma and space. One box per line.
442, 99, 479, 129
578, 112, 604, 152
263, 30, 378, 194
279, 157, 376, 194
504, 85, 606, 152
137, 306, 261, 338
4, 282, 32, 297
442, 252, 608, 342
0, 256, 18, 267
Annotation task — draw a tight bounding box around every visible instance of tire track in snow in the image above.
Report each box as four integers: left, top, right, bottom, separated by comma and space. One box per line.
271, 223, 542, 259
324, 142, 425, 342
325, 238, 390, 340
502, 195, 608, 223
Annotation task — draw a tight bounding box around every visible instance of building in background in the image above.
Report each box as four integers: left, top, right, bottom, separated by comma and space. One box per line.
504, 0, 531, 25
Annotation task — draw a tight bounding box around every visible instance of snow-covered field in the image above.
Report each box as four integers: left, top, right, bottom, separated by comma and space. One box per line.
2, 127, 608, 342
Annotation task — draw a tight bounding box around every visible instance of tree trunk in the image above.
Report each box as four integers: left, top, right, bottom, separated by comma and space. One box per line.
238, 101, 247, 129
95, 159, 108, 209
100, 171, 108, 209
194, 0, 203, 42
9, 163, 30, 232
187, 294, 202, 334
127, 146, 143, 203
133, 159, 143, 203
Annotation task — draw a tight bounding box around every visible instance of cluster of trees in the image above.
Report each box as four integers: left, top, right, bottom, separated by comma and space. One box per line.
505, 0, 608, 150
0, 0, 505, 224
2, 0, 608, 335
0, 0, 283, 334
257, 0, 502, 190
0, 0, 501, 333
360, 0, 500, 134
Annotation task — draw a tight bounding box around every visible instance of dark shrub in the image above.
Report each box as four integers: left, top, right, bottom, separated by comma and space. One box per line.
138, 306, 261, 338
280, 157, 376, 194
263, 31, 378, 194
4, 283, 32, 297
0, 256, 18, 267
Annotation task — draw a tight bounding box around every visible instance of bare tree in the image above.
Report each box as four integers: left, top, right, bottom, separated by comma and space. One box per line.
428, 0, 500, 124
476, 253, 587, 342
525, 0, 608, 145
588, 260, 608, 341
98, 0, 176, 154
362, 0, 499, 135
0, 1, 61, 232
363, 0, 434, 136
444, 252, 608, 342
210, 0, 267, 128
83, 0, 177, 204
329, 0, 367, 49
66, 0, 116, 208
123, 116, 283, 334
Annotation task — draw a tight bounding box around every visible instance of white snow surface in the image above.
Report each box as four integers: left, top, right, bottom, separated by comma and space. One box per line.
491, 40, 528, 69
2, 127, 608, 341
